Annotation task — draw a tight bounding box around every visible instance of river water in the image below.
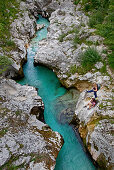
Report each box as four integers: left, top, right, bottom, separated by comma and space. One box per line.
17, 15, 96, 170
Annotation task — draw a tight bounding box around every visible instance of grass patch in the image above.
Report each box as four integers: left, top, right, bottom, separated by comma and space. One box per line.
73, 34, 80, 47
0, 55, 12, 74
73, 29, 80, 48
99, 103, 104, 109
15, 110, 22, 116
81, 0, 110, 11
0, 0, 24, 73
76, 66, 89, 74
80, 0, 114, 70
0, 155, 25, 170
81, 47, 101, 71
0, 128, 8, 137
69, 65, 88, 75
99, 62, 107, 74
108, 52, 114, 69
0, 0, 20, 49
70, 64, 77, 74
73, 0, 80, 5
58, 33, 66, 42
58, 28, 79, 42
89, 9, 105, 28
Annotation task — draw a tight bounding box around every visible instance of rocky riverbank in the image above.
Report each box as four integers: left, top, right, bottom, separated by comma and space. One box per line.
0, 0, 114, 169
33, 0, 114, 169
0, 78, 63, 169
0, 0, 65, 169
1, 0, 59, 79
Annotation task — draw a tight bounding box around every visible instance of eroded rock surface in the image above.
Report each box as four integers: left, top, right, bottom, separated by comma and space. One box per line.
75, 87, 114, 169
33, 0, 114, 169
34, 0, 108, 90
1, 0, 59, 79
0, 78, 63, 169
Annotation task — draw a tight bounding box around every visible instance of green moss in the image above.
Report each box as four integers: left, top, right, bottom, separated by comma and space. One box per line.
15, 110, 22, 116
97, 153, 108, 170
1, 155, 25, 170
19, 143, 24, 149
58, 33, 66, 42
30, 152, 55, 169
0, 128, 8, 137
82, 137, 87, 147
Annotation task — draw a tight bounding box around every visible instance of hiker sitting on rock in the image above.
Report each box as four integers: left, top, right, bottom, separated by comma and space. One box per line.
85, 98, 96, 110
86, 83, 98, 99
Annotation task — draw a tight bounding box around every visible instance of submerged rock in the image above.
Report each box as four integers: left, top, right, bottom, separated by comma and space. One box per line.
0, 78, 63, 169
55, 88, 80, 124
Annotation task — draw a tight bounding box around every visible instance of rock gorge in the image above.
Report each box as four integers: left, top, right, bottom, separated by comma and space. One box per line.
0, 0, 114, 169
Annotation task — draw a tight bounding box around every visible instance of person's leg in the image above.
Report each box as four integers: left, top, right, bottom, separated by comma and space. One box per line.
87, 89, 94, 93
88, 103, 92, 109
94, 91, 97, 98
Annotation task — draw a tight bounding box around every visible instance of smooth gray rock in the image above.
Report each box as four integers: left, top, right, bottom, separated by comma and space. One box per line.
89, 119, 114, 167
95, 62, 104, 69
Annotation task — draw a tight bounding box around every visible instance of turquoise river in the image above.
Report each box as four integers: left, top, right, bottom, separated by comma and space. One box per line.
17, 15, 96, 170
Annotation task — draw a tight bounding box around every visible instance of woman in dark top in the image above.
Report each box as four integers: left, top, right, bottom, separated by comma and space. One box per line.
86, 83, 98, 99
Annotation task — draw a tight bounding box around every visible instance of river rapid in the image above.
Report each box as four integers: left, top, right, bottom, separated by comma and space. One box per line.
17, 15, 96, 170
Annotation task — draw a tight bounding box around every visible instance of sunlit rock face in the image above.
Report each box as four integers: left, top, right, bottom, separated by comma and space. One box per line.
75, 88, 114, 169
0, 78, 63, 169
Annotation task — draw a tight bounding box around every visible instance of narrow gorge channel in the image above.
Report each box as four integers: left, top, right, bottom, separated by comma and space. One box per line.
17, 15, 96, 170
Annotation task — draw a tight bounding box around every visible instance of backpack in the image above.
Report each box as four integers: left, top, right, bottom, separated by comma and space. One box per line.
97, 84, 101, 90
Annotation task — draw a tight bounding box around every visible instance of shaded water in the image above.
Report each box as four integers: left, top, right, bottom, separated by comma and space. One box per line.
17, 15, 96, 170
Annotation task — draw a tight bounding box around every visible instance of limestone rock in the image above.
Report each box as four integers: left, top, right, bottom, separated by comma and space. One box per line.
34, 0, 107, 89
1, 0, 59, 79
95, 62, 104, 69
37, 24, 45, 30
88, 119, 114, 169
75, 87, 114, 169
0, 78, 63, 169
